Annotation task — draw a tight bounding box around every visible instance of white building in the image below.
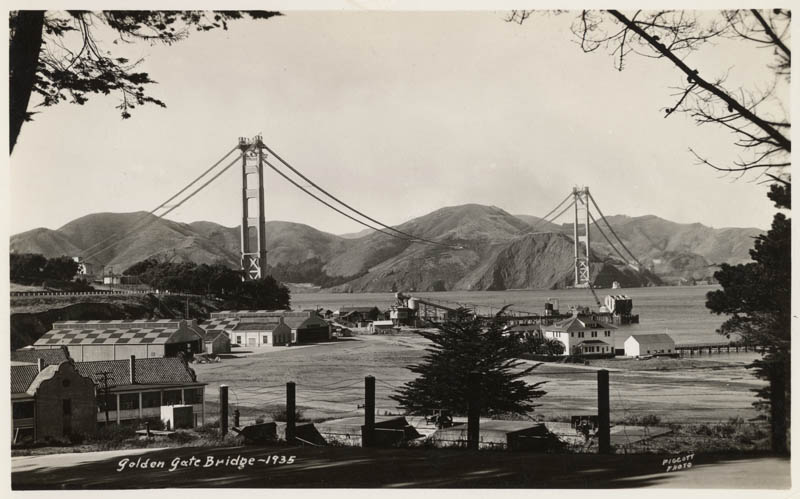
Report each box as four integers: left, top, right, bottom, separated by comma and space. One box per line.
202, 310, 331, 346
623, 333, 676, 357
542, 315, 616, 356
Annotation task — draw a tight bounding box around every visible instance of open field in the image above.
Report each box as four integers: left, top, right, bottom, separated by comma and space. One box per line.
193, 334, 766, 425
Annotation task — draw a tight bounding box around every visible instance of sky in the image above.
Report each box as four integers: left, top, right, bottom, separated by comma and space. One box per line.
8, 10, 788, 236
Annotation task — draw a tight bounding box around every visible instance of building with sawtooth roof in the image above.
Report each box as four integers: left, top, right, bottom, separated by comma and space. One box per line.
32, 319, 205, 362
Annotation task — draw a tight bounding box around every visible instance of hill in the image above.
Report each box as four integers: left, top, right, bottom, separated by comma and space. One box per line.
10, 204, 759, 291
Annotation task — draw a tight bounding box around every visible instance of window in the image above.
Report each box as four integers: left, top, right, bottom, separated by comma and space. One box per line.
263, 335, 269, 345
578, 332, 584, 338
98, 394, 117, 411
184, 388, 203, 404
13, 401, 34, 420
63, 399, 71, 416
570, 332, 574, 337
591, 331, 597, 338
142, 391, 161, 408
605, 331, 610, 337
119, 393, 140, 410
163, 390, 182, 405
237, 336, 243, 345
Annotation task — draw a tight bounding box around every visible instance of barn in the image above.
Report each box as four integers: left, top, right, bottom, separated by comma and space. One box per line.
624, 333, 677, 357
32, 320, 205, 361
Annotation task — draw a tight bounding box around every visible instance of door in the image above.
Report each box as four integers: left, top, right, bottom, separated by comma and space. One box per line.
62, 399, 72, 436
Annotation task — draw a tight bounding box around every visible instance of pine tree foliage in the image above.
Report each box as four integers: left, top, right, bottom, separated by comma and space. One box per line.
706, 182, 790, 453
391, 309, 547, 417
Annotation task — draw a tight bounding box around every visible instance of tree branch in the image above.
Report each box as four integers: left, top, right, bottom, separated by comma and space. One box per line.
607, 10, 791, 154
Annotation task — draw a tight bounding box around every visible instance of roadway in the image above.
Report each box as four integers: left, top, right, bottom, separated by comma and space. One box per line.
12, 445, 790, 489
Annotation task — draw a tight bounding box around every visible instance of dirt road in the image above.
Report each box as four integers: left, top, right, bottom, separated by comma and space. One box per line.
12, 445, 789, 489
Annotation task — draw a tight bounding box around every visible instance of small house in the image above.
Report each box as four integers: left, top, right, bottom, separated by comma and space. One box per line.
11, 360, 97, 444
202, 330, 231, 354
624, 333, 676, 357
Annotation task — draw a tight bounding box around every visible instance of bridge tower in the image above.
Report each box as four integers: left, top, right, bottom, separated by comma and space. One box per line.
239, 135, 268, 280
573, 186, 591, 288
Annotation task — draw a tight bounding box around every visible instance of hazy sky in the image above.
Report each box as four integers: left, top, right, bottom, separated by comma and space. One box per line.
9, 10, 786, 236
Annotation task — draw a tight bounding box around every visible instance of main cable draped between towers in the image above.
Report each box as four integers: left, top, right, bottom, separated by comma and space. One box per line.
587, 192, 644, 268
261, 143, 464, 250
588, 210, 632, 266
81, 147, 247, 263
261, 156, 464, 250
528, 192, 574, 232
79, 145, 240, 261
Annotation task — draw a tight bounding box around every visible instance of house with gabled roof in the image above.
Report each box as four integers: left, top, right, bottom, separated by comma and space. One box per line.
204, 310, 331, 345
624, 333, 676, 357
32, 319, 205, 361
542, 315, 616, 357
11, 360, 97, 444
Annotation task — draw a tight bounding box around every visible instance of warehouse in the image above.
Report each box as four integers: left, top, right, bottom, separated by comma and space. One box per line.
32, 319, 205, 361
624, 333, 677, 357
205, 310, 331, 345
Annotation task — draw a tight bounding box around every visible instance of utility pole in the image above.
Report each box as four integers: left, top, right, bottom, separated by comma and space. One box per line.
94, 371, 115, 424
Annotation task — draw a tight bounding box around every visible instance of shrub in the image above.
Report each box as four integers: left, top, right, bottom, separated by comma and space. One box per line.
94, 423, 137, 443
169, 431, 195, 444
271, 405, 306, 422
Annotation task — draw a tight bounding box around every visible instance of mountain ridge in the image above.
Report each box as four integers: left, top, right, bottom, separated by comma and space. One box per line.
10, 204, 761, 290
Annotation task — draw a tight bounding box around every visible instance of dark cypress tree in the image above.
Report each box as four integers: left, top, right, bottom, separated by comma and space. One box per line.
391, 309, 547, 417
706, 182, 791, 454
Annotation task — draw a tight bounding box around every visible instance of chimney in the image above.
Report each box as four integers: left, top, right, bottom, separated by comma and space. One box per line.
37, 358, 44, 373
129, 355, 136, 384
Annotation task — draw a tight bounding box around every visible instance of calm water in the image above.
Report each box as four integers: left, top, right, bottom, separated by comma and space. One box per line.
292, 285, 732, 348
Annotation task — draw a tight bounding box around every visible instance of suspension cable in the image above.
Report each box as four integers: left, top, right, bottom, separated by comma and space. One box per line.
261, 143, 463, 250
528, 192, 573, 231
82, 151, 244, 263
587, 192, 644, 268
588, 210, 633, 265
263, 158, 462, 248
79, 145, 239, 260
542, 198, 576, 226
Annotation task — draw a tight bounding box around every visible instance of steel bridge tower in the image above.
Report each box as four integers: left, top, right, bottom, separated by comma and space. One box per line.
239, 135, 267, 280
573, 186, 591, 288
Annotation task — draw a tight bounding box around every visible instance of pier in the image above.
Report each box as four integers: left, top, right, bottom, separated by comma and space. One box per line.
675, 342, 765, 356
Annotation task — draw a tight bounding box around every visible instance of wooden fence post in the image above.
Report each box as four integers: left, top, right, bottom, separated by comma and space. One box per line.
286, 381, 296, 444
597, 370, 610, 454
